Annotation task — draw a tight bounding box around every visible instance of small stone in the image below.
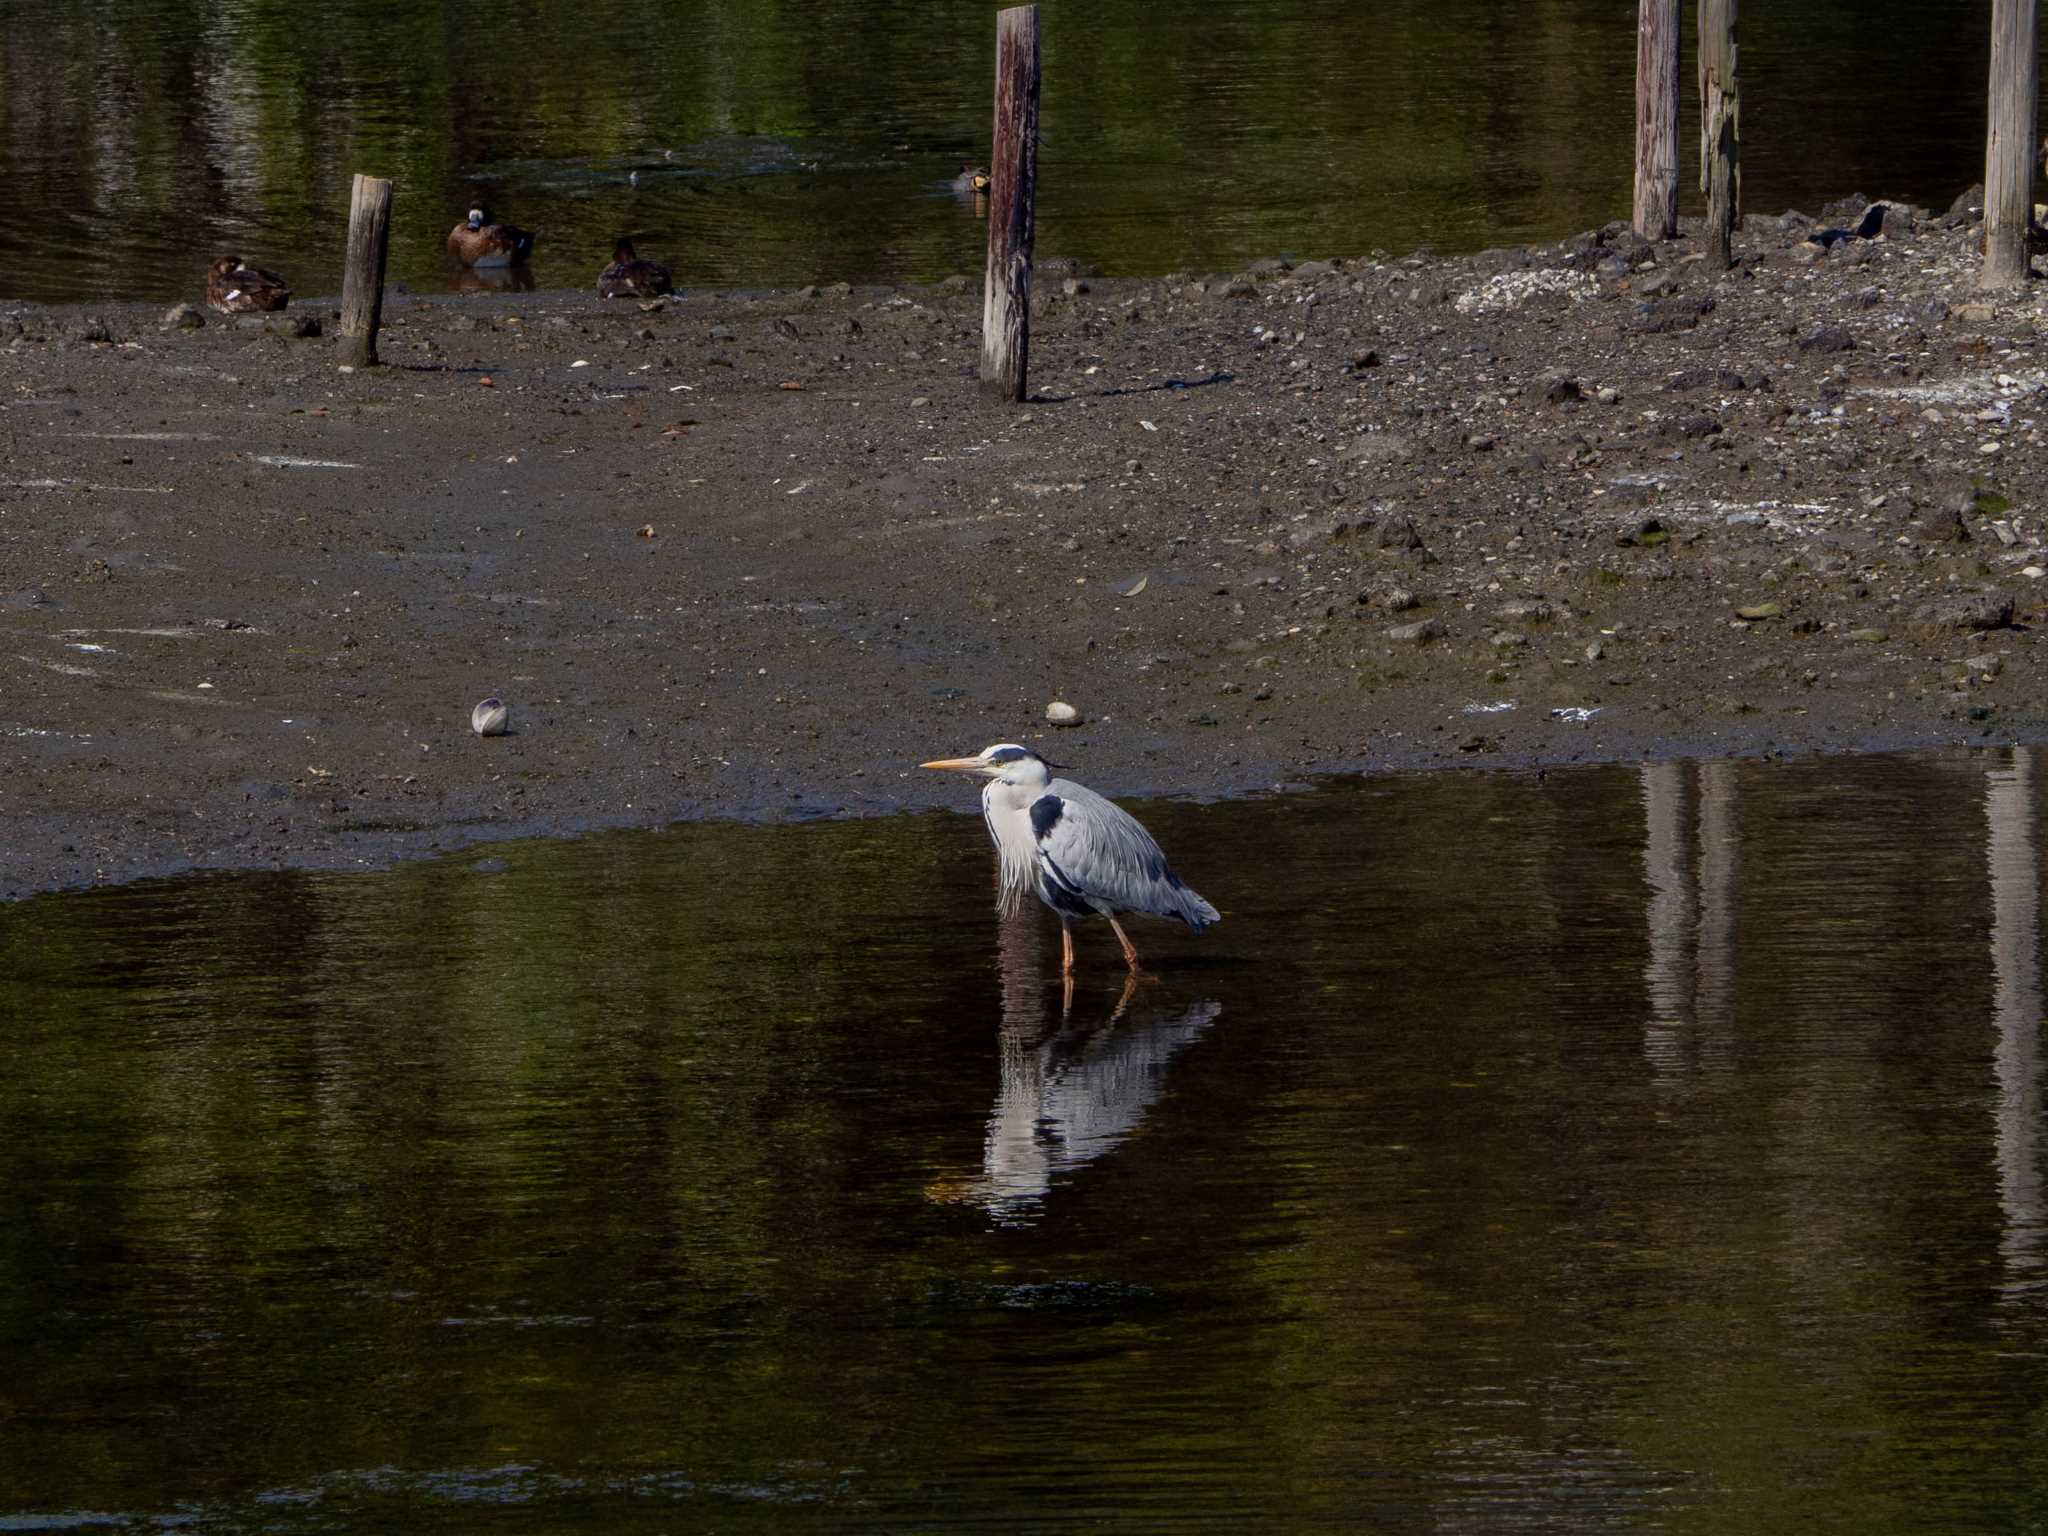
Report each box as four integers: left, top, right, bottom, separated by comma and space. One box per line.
1963, 654, 2004, 678
1736, 602, 1784, 621
161, 302, 204, 330
1584, 640, 1605, 662
1847, 628, 1889, 643
1544, 377, 1583, 405
471, 698, 510, 737
1798, 324, 1856, 354
1916, 592, 2014, 631
1045, 700, 1082, 727
1062, 277, 1088, 296
1387, 618, 1445, 644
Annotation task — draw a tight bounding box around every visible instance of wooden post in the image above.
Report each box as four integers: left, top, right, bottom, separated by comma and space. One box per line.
1698, 0, 1739, 267
339, 173, 393, 367
1982, 0, 2040, 290
1633, 0, 1680, 241
979, 5, 1040, 403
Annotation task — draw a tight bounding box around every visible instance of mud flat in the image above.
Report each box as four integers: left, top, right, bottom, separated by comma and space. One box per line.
4, 193, 2046, 896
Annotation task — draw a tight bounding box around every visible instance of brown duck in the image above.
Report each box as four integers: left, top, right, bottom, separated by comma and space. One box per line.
447, 207, 535, 267
597, 240, 673, 299
206, 256, 289, 315
953, 163, 990, 194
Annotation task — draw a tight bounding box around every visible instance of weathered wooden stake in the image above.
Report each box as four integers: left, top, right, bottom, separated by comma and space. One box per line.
339, 173, 393, 367
979, 5, 1040, 403
1633, 0, 1680, 241
1698, 0, 1739, 267
1982, 0, 2039, 290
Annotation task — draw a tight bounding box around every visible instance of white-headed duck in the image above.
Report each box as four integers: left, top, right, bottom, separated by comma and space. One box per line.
448, 207, 535, 268
206, 256, 290, 315
597, 240, 673, 299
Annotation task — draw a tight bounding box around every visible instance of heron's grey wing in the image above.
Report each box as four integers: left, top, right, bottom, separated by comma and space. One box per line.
1035, 780, 1218, 928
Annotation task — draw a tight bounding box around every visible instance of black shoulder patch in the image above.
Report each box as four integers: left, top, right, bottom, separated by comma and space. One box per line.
1029, 794, 1064, 841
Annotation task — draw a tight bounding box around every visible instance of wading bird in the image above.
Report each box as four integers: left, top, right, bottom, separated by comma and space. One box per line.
921, 743, 1218, 975
448, 207, 535, 267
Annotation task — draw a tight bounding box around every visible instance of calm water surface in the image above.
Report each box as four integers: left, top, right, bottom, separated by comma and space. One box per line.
0, 1, 2024, 302
4, 749, 2048, 1531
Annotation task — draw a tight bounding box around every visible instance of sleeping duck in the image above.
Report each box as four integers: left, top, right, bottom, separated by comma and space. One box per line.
447, 207, 535, 267
597, 240, 673, 299
206, 256, 290, 314
953, 163, 991, 194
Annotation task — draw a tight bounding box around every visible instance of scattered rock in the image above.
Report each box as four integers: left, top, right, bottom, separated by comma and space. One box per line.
471, 698, 510, 737
1797, 324, 1856, 354
1387, 618, 1445, 644
1916, 592, 2014, 631
160, 303, 204, 330
1045, 700, 1081, 727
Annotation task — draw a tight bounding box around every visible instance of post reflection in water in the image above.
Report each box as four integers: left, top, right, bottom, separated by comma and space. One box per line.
930, 904, 1220, 1223
12, 753, 2048, 1530
1639, 759, 1738, 1082
1986, 747, 2046, 1296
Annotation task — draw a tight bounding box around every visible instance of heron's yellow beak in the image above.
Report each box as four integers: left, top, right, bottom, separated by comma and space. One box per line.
920, 756, 985, 771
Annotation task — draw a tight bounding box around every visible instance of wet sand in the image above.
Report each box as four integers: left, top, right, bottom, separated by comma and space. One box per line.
4, 198, 2045, 896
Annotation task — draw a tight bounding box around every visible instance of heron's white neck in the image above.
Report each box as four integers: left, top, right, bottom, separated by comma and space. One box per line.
982, 775, 1044, 913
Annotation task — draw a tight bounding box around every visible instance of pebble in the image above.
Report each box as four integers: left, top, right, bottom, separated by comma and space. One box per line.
471, 698, 510, 737
160, 302, 204, 330
1045, 700, 1081, 727
1387, 618, 1445, 644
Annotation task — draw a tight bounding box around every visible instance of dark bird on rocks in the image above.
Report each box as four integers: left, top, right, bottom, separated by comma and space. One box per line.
597, 239, 673, 299
205, 256, 289, 315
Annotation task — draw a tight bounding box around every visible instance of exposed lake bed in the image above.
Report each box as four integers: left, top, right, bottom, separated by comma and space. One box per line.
4, 200, 2048, 894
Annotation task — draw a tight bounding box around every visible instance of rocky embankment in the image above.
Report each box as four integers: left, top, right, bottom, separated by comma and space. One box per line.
2, 184, 2045, 895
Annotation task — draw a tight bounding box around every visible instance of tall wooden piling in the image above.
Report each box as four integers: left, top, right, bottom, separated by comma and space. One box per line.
339, 173, 393, 367
1981, 0, 2039, 289
979, 5, 1040, 404
1698, 0, 1740, 267
1633, 0, 1680, 241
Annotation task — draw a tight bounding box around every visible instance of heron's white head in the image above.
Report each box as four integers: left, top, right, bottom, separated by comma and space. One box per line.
920, 742, 1053, 787
466, 207, 486, 230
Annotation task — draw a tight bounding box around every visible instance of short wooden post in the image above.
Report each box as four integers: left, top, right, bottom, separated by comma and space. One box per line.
1982, 0, 2040, 290
1698, 0, 1739, 267
1633, 0, 1680, 241
339, 173, 393, 367
979, 5, 1040, 404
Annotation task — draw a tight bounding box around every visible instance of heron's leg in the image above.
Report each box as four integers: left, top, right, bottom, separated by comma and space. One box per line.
1060, 920, 1075, 977
1060, 970, 1075, 1018
1106, 914, 1141, 971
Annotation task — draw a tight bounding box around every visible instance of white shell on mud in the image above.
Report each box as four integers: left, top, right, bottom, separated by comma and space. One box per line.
1045, 700, 1081, 727
471, 698, 510, 737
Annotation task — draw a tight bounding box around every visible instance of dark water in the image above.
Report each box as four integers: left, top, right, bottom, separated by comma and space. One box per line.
0, 0, 2022, 304
6, 749, 2048, 1531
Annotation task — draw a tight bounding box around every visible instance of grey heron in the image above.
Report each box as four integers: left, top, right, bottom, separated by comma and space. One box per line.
921, 743, 1219, 974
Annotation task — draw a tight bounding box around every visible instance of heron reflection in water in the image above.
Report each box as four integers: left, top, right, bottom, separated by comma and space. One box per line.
930, 905, 1222, 1223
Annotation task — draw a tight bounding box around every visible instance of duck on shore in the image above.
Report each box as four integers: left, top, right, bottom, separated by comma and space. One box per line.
205, 256, 289, 314
448, 207, 535, 267
597, 239, 673, 299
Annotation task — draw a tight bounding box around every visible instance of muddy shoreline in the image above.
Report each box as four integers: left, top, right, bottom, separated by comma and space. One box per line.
5, 198, 2047, 898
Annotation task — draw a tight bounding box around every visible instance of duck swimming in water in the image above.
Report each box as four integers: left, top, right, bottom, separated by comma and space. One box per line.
205, 256, 290, 315
447, 207, 535, 268
597, 239, 673, 299
953, 163, 991, 194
